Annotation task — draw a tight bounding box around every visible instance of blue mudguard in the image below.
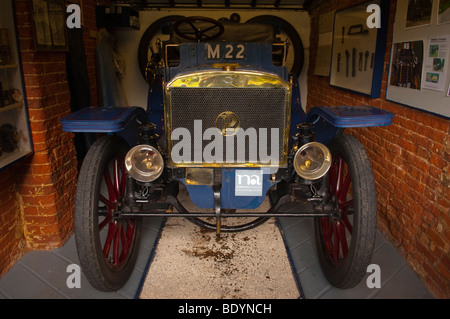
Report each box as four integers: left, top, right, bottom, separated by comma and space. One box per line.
306, 105, 394, 144
61, 106, 148, 146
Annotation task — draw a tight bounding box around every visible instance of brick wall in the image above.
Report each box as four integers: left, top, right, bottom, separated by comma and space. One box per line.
0, 167, 25, 275
0, 0, 98, 276
307, 0, 449, 298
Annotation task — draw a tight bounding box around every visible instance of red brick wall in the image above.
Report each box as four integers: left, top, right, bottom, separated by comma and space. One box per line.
0, 0, 98, 276
308, 0, 449, 298
0, 167, 25, 275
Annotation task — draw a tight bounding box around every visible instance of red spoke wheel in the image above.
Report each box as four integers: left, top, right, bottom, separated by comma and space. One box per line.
314, 134, 377, 289
75, 136, 142, 291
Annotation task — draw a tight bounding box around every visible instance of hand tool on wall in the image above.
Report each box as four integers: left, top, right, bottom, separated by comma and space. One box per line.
347, 24, 369, 36
352, 47, 356, 77
364, 50, 369, 71
337, 52, 341, 72
0, 82, 3, 108
359, 51, 363, 71
345, 49, 349, 77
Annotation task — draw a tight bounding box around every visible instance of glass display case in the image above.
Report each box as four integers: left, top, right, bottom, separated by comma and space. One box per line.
0, 0, 33, 170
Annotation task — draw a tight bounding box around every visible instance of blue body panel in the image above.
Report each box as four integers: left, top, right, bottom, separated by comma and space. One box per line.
166, 42, 289, 209
168, 42, 289, 82
147, 76, 165, 136
182, 168, 277, 209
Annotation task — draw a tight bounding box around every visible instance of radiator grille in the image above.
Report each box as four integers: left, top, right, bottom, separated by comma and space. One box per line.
166, 76, 290, 167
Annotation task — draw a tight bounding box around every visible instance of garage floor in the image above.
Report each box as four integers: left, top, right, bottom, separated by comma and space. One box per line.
0, 209, 433, 299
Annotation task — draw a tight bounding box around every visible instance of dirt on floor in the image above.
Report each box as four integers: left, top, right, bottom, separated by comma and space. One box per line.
139, 190, 300, 299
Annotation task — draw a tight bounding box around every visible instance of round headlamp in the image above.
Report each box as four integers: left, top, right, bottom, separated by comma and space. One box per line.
294, 142, 331, 180
125, 145, 164, 183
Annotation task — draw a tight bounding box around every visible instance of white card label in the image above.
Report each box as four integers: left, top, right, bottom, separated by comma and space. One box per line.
235, 170, 263, 196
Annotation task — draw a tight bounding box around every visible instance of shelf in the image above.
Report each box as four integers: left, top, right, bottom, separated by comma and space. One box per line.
0, 149, 33, 169
0, 1, 33, 171
0, 102, 23, 113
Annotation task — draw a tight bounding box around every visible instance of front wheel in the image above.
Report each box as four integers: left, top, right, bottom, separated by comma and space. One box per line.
74, 135, 142, 291
314, 134, 377, 289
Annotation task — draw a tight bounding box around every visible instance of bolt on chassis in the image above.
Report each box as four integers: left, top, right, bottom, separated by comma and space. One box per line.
61, 16, 394, 292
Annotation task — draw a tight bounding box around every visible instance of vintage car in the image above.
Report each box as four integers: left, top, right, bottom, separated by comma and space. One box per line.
61, 15, 394, 292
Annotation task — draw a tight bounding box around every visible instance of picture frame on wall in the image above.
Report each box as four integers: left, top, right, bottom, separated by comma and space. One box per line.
438, 0, 450, 25
405, 0, 433, 28
386, 0, 450, 118
389, 40, 424, 90
329, 0, 389, 98
31, 0, 68, 51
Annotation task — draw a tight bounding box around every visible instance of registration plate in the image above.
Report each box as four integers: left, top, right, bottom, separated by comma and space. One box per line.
205, 43, 247, 60
235, 170, 262, 196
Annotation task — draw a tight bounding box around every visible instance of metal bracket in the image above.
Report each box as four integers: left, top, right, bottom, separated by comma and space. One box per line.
213, 183, 222, 237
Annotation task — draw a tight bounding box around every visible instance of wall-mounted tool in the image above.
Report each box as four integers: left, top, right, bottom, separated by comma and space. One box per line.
364, 50, 370, 71
352, 47, 356, 77
345, 49, 350, 77
337, 52, 341, 72
347, 24, 369, 36
359, 51, 363, 71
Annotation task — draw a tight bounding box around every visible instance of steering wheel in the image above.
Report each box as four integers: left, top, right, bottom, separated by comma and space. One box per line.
173, 16, 224, 42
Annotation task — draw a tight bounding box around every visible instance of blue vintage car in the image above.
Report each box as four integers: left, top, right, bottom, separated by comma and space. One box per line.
62, 16, 394, 292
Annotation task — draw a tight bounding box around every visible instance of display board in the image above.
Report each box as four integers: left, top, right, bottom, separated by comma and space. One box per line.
329, 0, 389, 98
386, 0, 450, 119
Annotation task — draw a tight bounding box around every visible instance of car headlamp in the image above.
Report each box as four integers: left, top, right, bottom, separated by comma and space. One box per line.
125, 145, 164, 183
294, 142, 331, 180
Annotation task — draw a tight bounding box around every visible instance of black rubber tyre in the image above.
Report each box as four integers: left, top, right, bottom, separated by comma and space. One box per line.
314, 134, 377, 289
137, 15, 184, 81
74, 135, 142, 291
245, 15, 304, 77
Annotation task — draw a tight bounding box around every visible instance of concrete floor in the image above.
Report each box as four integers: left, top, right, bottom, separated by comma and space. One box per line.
0, 211, 433, 299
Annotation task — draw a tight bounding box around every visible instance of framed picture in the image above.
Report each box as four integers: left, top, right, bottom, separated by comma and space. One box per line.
438, 0, 450, 25
406, 0, 433, 28
31, 0, 68, 51
389, 40, 424, 90
386, 0, 450, 118
329, 0, 389, 98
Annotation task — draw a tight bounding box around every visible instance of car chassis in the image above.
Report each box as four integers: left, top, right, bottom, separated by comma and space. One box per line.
62, 16, 394, 292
